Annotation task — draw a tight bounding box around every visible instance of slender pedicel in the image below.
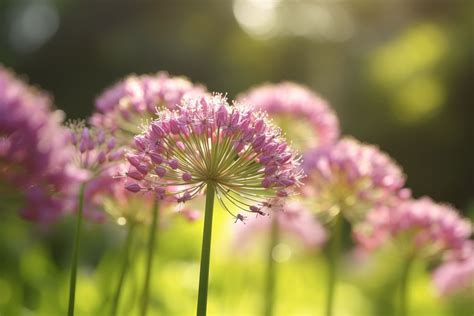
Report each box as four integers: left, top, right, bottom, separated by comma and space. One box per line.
140, 199, 160, 316
68, 183, 86, 316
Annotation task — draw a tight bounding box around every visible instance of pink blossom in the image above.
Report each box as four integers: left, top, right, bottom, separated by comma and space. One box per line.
354, 198, 472, 259
432, 242, 474, 296
90, 72, 207, 136
124, 95, 304, 221
234, 201, 326, 250
238, 82, 339, 150
0, 65, 77, 222
302, 137, 407, 222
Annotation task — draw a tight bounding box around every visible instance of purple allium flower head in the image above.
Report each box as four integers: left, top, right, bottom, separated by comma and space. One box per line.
354, 198, 472, 259
234, 200, 327, 250
124, 95, 305, 220
65, 123, 127, 220
238, 82, 339, 151
90, 72, 207, 139
302, 137, 408, 222
0, 65, 77, 222
67, 123, 124, 177
432, 242, 474, 296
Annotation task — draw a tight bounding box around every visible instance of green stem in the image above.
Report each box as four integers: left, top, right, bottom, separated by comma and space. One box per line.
196, 184, 216, 316
325, 213, 343, 316
68, 183, 86, 316
399, 257, 413, 316
111, 222, 136, 316
264, 215, 279, 316
140, 199, 160, 316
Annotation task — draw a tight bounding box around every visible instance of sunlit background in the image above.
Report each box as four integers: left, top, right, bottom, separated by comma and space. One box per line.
1, 0, 473, 315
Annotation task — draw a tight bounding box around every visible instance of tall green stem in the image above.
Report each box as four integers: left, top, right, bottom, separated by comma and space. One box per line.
68, 183, 86, 316
325, 213, 343, 316
111, 222, 136, 316
140, 199, 160, 316
196, 184, 216, 316
264, 215, 279, 316
399, 257, 413, 316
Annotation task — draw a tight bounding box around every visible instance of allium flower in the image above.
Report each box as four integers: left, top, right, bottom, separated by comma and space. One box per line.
432, 243, 474, 296
90, 72, 206, 139
302, 137, 408, 222
66, 124, 125, 218
354, 198, 473, 259
97, 163, 200, 225
0, 65, 76, 221
238, 82, 339, 151
234, 201, 326, 250
125, 95, 304, 220
67, 123, 124, 176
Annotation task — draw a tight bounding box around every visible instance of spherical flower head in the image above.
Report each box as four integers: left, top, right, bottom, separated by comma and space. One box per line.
90, 72, 207, 141
98, 163, 198, 226
432, 242, 474, 296
234, 200, 326, 250
354, 198, 473, 260
302, 137, 408, 222
0, 65, 77, 222
64, 123, 127, 220
124, 95, 304, 220
238, 82, 340, 151
67, 122, 124, 177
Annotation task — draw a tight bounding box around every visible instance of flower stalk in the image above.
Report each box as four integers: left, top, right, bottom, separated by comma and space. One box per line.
399, 257, 414, 316
140, 199, 160, 316
325, 213, 343, 316
196, 184, 216, 316
111, 221, 136, 316
68, 183, 86, 316
264, 215, 279, 316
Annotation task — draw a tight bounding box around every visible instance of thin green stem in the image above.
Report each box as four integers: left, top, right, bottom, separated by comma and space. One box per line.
399, 257, 413, 316
325, 213, 343, 316
68, 183, 86, 316
140, 199, 160, 316
111, 222, 136, 316
196, 184, 216, 316
264, 215, 279, 316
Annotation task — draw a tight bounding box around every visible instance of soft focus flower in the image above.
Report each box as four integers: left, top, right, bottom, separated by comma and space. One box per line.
125, 95, 304, 220
0, 65, 76, 221
432, 242, 474, 296
355, 198, 472, 260
67, 123, 124, 177
99, 163, 200, 226
302, 137, 408, 222
66, 124, 125, 220
90, 72, 206, 141
234, 201, 326, 250
238, 82, 339, 151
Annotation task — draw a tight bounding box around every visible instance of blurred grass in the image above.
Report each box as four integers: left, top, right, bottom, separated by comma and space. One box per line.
0, 203, 472, 316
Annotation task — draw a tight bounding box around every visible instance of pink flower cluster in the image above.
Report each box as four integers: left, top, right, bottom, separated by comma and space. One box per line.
432, 243, 474, 296
302, 137, 408, 221
235, 201, 326, 250
125, 95, 304, 219
355, 198, 472, 259
68, 126, 124, 175
66, 126, 126, 220
0, 66, 76, 221
238, 82, 340, 148
90, 72, 206, 133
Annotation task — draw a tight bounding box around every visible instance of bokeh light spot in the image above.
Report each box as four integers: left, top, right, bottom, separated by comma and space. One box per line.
7, 0, 60, 54
272, 243, 292, 262
394, 75, 444, 123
